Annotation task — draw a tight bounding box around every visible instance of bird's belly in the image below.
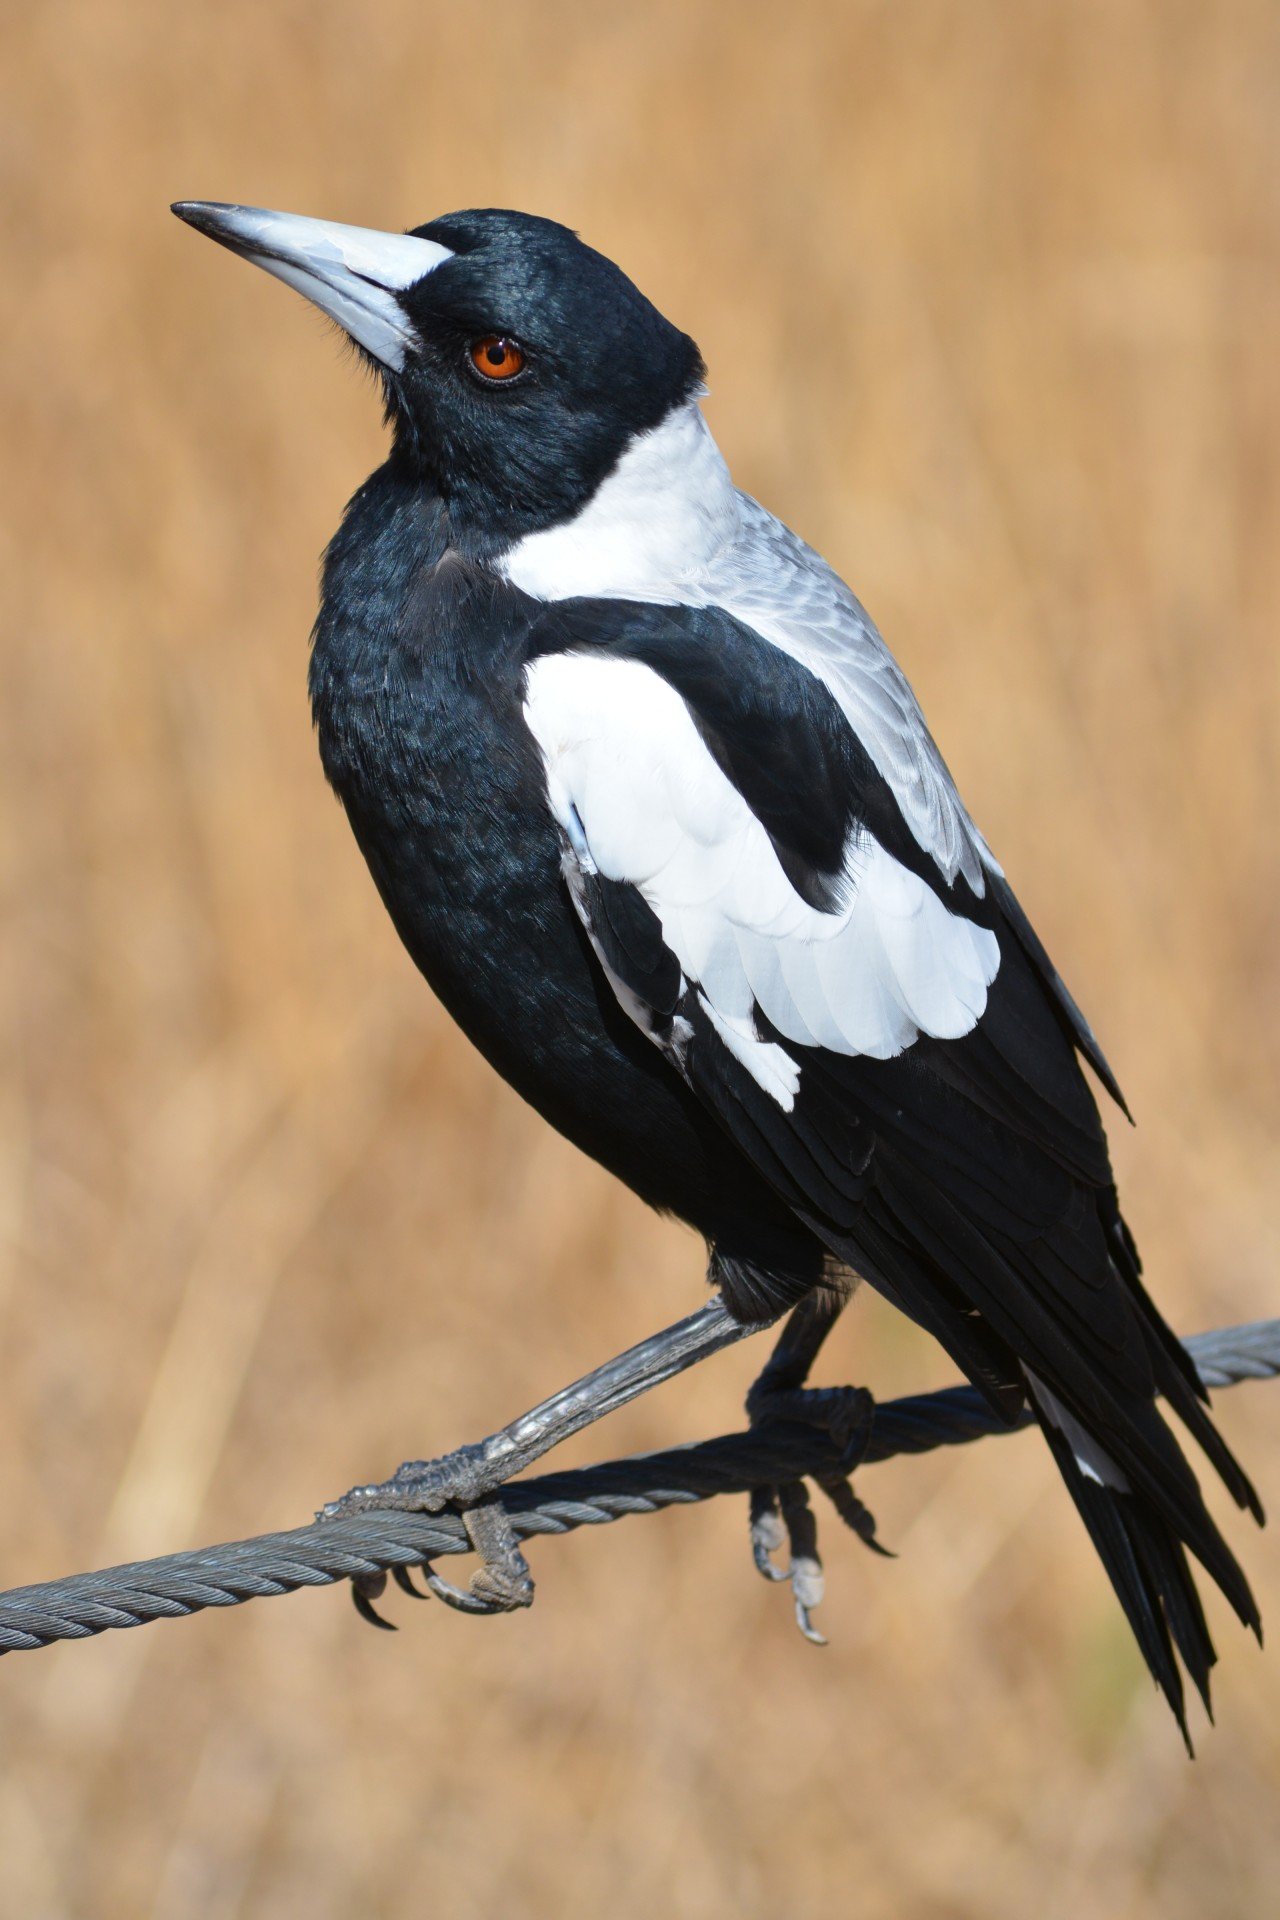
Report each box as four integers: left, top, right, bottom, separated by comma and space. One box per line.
339, 778, 814, 1276
346, 784, 699, 1186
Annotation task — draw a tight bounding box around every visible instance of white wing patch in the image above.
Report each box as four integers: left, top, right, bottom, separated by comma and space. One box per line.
523, 653, 1000, 1108
502, 401, 995, 893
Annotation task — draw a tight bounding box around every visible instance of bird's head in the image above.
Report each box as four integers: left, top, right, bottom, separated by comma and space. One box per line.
172, 202, 705, 555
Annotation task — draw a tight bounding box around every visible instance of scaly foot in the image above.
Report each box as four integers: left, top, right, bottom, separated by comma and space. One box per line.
318, 1298, 756, 1629
321, 1450, 535, 1622
744, 1381, 887, 1643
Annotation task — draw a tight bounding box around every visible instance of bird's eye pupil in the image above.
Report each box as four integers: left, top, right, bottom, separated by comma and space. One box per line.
469, 335, 526, 382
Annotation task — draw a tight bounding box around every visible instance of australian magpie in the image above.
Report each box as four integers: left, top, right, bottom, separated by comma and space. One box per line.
173, 200, 1261, 1737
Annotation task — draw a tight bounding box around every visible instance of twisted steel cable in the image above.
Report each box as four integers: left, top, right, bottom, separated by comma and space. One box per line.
0, 1319, 1273, 1656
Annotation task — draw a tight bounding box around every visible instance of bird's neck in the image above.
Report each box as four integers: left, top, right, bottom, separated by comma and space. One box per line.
494, 401, 741, 604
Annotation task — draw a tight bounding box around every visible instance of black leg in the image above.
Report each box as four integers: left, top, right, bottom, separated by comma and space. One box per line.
321, 1296, 761, 1614
745, 1279, 886, 1642
745, 1283, 851, 1416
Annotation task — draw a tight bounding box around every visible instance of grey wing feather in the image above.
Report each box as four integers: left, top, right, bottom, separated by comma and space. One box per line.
697, 495, 993, 893
703, 504, 1127, 1104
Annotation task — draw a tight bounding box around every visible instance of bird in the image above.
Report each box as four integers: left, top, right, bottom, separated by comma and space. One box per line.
172, 199, 1262, 1740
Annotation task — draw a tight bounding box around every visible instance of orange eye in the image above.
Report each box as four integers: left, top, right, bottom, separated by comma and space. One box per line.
468, 335, 526, 382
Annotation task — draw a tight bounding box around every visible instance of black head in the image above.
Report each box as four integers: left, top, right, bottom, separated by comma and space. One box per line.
172, 202, 704, 552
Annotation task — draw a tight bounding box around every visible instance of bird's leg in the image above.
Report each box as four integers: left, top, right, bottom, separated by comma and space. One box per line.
744, 1281, 886, 1643
322, 1296, 759, 1617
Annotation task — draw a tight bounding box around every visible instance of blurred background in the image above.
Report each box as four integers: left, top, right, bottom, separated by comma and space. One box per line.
1, 2, 1278, 1914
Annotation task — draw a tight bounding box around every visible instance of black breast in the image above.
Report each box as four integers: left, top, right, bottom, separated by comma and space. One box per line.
310, 459, 592, 1089
307, 458, 823, 1300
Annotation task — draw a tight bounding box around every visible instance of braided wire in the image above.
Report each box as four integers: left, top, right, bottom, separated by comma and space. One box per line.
0, 1318, 1272, 1656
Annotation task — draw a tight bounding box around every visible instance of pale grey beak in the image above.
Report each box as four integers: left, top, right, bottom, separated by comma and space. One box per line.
171, 201, 454, 370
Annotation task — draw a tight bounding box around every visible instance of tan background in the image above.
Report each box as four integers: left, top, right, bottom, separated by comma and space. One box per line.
1, 2, 1278, 1915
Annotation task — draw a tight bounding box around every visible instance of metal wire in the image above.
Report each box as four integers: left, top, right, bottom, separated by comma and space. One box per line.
0, 1319, 1272, 1656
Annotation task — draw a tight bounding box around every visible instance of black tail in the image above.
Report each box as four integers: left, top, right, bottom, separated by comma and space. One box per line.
1031, 1393, 1262, 1753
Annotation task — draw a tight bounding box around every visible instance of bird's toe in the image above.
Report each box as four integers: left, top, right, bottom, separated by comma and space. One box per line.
744, 1380, 885, 1642
345, 1493, 534, 1628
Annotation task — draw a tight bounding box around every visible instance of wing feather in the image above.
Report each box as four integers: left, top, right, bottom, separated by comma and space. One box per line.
523, 649, 1001, 1093
516, 577, 1257, 1727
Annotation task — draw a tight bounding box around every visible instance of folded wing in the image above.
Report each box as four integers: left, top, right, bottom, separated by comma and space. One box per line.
521, 601, 1261, 1739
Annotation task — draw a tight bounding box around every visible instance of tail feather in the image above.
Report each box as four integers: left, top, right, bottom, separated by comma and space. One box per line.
1140, 1327, 1265, 1525
1161, 1370, 1265, 1526
1108, 1195, 1267, 1521
1034, 1406, 1213, 1750
1028, 1377, 1261, 1750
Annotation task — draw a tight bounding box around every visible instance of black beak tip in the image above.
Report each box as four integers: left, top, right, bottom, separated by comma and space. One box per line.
171, 200, 235, 240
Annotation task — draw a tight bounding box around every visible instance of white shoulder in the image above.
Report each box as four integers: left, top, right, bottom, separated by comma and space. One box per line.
522, 650, 1000, 1111
502, 402, 994, 893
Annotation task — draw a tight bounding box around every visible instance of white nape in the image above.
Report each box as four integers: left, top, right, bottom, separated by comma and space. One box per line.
501, 397, 991, 896
501, 402, 741, 601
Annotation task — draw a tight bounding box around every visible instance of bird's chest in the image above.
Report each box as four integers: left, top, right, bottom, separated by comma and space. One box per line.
311, 549, 580, 1046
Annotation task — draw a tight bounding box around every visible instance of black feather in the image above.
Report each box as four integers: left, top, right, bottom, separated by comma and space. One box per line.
308, 438, 1260, 1745
1034, 1403, 1219, 1751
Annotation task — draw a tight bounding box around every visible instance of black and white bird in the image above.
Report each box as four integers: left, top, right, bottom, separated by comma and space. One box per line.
173, 200, 1262, 1739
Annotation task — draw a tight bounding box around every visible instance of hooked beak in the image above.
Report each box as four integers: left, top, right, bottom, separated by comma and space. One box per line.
171, 201, 454, 371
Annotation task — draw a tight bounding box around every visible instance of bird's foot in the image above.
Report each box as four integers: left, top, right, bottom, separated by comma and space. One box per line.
321, 1440, 499, 1521
744, 1382, 888, 1644
320, 1450, 535, 1625
318, 1298, 755, 1630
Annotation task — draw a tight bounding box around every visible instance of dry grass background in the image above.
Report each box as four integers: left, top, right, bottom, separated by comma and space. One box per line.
0, 1, 1277, 1914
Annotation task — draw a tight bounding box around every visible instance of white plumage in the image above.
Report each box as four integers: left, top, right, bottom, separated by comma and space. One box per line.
504, 401, 993, 892
523, 651, 1000, 1107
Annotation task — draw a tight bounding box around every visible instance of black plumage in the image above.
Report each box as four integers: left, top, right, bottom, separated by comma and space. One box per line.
174, 198, 1262, 1736
308, 467, 827, 1301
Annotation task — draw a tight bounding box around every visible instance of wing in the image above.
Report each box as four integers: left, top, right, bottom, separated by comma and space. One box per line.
523, 622, 1000, 1086
698, 494, 993, 894
520, 607, 1108, 1314
700, 497, 1128, 1103
521, 601, 1259, 1727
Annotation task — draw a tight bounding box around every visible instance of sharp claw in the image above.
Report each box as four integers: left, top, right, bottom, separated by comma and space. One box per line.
351, 1577, 397, 1631
754, 1543, 792, 1581
358, 1554, 524, 1621
746, 1362, 883, 1641
820, 1476, 895, 1557
421, 1565, 504, 1614
772, 1486, 829, 1644
794, 1594, 828, 1646
750, 1476, 837, 1635
789, 1549, 826, 1646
